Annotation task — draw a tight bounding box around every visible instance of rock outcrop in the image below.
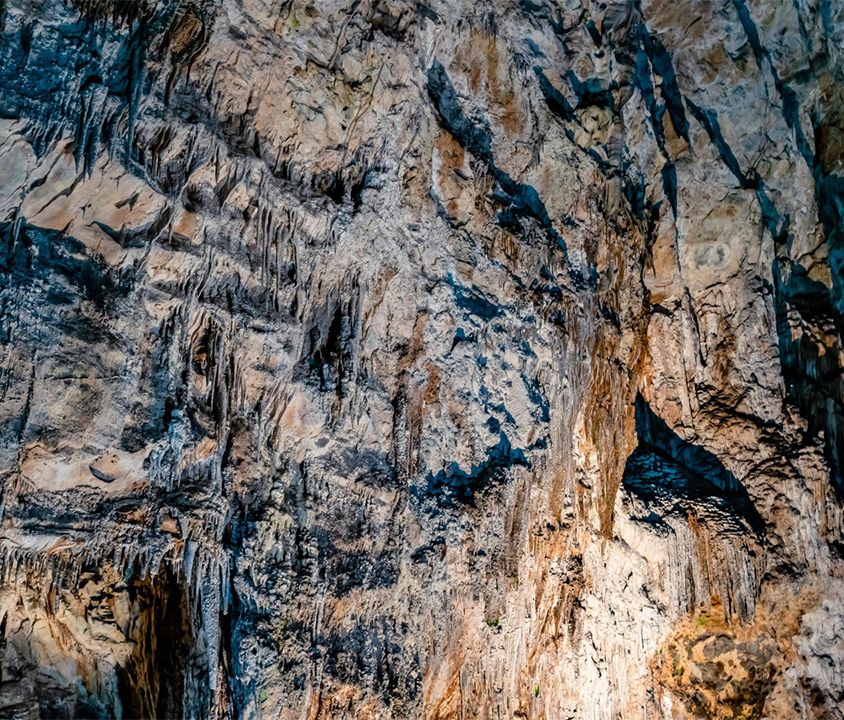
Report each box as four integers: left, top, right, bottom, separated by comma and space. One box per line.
0, 0, 842, 717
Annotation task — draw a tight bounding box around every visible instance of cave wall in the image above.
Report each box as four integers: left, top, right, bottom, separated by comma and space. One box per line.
0, 0, 842, 718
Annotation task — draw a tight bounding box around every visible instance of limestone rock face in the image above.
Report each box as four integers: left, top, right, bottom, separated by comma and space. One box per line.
0, 0, 842, 718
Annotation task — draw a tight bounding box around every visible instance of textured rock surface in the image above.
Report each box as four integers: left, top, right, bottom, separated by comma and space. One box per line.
0, 0, 842, 717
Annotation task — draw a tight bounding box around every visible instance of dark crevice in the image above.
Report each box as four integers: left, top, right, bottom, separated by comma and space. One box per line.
448, 273, 505, 322
423, 431, 531, 505
628, 30, 685, 216
730, 0, 814, 168
685, 98, 758, 190
640, 28, 690, 144
427, 59, 597, 289
297, 288, 360, 404
534, 67, 576, 123
623, 394, 766, 536
772, 248, 844, 496
565, 70, 614, 111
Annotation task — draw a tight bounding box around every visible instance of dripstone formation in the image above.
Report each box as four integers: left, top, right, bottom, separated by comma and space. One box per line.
0, 0, 842, 718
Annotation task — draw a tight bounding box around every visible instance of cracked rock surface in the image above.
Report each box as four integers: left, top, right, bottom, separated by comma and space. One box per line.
0, 0, 842, 717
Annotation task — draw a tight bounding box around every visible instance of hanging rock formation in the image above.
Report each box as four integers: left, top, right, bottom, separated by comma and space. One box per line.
0, 0, 842, 717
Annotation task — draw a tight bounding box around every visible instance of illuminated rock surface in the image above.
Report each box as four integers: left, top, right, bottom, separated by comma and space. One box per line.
0, 0, 842, 717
